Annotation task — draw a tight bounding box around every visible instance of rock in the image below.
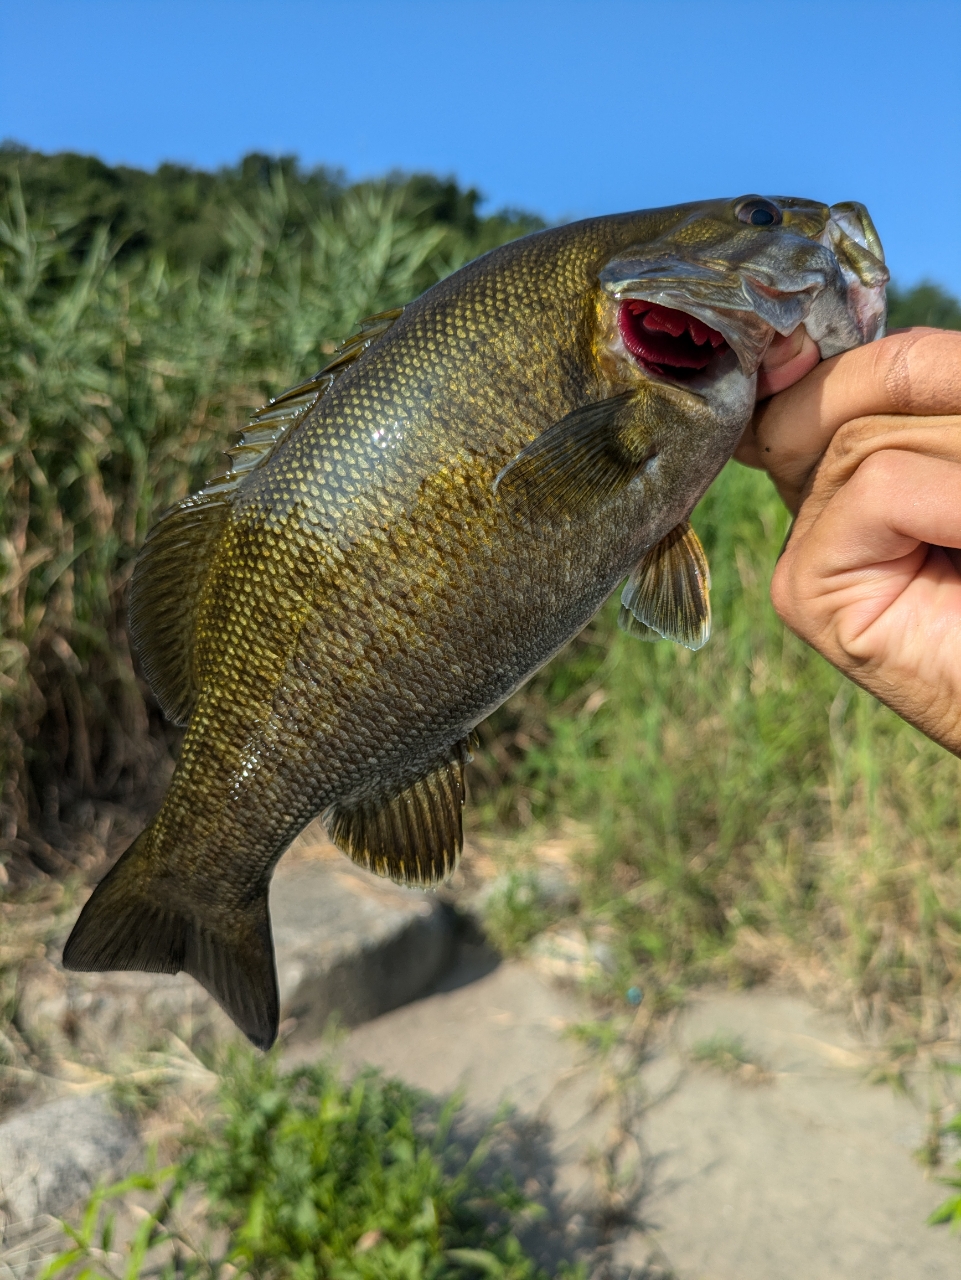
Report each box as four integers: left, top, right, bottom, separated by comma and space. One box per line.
272, 834, 454, 1041
0, 1093, 138, 1224
528, 923, 616, 985
15, 826, 454, 1061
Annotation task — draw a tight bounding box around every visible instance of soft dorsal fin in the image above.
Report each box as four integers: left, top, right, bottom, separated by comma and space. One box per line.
128, 490, 233, 725
128, 307, 405, 726
618, 520, 712, 651
323, 738, 472, 886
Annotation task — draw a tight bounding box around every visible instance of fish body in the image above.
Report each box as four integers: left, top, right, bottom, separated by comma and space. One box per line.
64, 196, 888, 1047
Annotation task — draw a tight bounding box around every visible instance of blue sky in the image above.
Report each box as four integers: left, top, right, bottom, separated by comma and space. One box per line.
2, 0, 960, 293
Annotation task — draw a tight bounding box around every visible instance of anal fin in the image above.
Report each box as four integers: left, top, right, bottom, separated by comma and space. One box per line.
324, 739, 472, 886
619, 520, 712, 651
63, 829, 279, 1050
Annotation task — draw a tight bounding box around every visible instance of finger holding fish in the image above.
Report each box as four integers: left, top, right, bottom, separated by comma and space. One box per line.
772, 420, 961, 755
741, 328, 961, 512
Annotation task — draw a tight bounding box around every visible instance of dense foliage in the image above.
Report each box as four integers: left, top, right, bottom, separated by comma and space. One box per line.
0, 151, 536, 850
39, 1052, 560, 1280
0, 143, 543, 272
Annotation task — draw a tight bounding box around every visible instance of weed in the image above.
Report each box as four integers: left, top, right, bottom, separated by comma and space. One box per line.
473, 457, 961, 1045
0, 172, 527, 854
916, 1108, 944, 1170
38, 1049, 580, 1280
565, 1019, 628, 1057
689, 1032, 771, 1084
481, 871, 567, 957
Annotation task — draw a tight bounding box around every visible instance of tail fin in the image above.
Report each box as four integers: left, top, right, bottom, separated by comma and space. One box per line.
63, 831, 279, 1050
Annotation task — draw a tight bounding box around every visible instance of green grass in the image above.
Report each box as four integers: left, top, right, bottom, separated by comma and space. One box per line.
5, 158, 961, 1242
474, 459, 961, 1041
689, 1033, 768, 1078
4, 163, 961, 1049
39, 1050, 572, 1280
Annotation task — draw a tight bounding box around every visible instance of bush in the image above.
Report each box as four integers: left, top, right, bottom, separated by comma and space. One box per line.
40, 1052, 566, 1280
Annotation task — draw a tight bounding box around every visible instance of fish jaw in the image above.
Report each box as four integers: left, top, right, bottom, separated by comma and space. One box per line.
598, 195, 888, 379
810, 201, 888, 357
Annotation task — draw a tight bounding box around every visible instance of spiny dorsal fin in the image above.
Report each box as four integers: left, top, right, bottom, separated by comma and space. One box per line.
216, 306, 406, 491
493, 391, 654, 521
618, 520, 712, 651
324, 738, 472, 886
128, 307, 405, 726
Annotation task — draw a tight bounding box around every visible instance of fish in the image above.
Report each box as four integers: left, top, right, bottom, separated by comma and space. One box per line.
63, 195, 888, 1048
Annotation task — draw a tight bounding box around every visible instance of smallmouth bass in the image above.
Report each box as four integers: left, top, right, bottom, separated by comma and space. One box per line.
64, 195, 888, 1047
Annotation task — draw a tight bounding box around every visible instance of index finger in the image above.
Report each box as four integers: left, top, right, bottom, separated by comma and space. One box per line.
750, 328, 961, 512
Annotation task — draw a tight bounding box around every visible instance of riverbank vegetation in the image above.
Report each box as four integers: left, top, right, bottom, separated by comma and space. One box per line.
3, 146, 961, 1053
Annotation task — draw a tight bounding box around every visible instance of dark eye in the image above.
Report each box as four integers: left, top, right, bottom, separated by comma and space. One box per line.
735, 197, 782, 227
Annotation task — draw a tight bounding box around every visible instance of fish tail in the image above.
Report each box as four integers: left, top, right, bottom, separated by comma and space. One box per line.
62, 829, 278, 1050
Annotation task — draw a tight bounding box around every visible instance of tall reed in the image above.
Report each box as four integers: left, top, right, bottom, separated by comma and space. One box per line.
0, 176, 475, 845
4, 171, 961, 1039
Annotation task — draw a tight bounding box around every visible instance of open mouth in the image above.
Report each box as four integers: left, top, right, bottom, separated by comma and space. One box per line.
618, 300, 728, 380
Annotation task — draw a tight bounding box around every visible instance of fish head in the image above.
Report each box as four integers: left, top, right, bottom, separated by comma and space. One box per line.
597, 195, 888, 394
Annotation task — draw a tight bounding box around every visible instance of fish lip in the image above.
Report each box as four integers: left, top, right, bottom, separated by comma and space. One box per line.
815, 203, 889, 353
601, 261, 775, 375
601, 257, 806, 377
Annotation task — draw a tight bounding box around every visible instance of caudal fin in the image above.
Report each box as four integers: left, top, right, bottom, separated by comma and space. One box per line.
62, 831, 279, 1049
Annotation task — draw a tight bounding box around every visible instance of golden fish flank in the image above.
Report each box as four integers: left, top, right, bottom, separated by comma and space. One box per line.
64, 195, 888, 1048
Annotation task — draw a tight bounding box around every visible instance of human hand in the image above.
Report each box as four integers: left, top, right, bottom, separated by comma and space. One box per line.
738, 328, 961, 755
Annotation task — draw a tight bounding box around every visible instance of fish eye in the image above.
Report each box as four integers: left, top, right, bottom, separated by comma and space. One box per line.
735, 197, 782, 227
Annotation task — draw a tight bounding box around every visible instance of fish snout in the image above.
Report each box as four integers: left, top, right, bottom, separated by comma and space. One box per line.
601, 245, 838, 378
817, 202, 889, 349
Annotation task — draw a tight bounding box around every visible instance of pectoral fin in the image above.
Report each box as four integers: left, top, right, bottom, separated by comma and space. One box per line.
493, 392, 655, 521
324, 739, 472, 886
618, 521, 712, 650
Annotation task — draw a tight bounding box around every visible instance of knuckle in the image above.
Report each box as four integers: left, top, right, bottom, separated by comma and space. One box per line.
849, 447, 905, 494
825, 415, 876, 465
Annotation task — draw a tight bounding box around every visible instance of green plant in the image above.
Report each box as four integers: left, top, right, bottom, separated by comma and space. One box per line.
7, 149, 961, 1055
689, 1032, 769, 1081
0, 169, 532, 846
39, 1051, 576, 1280
929, 1110, 961, 1228
471, 457, 961, 1043
480, 871, 566, 957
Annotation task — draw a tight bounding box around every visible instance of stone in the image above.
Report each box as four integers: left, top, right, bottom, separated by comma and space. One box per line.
0, 1092, 138, 1224
272, 831, 454, 1041
16, 825, 454, 1060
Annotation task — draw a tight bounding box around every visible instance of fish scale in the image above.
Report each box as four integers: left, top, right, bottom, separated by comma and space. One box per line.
64, 196, 888, 1047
